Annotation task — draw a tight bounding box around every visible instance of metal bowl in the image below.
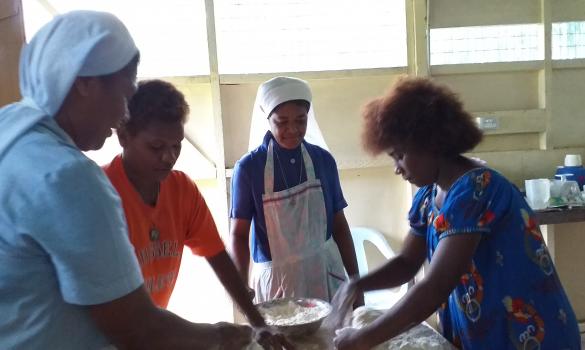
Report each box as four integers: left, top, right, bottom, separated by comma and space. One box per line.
256, 298, 332, 337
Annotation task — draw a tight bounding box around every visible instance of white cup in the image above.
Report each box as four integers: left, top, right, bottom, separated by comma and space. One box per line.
564, 154, 582, 167
525, 179, 550, 210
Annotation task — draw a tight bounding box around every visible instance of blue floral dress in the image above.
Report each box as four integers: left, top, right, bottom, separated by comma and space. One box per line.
409, 168, 580, 349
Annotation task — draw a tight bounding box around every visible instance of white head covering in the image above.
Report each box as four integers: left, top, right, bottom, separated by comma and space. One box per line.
0, 10, 138, 160
248, 76, 328, 151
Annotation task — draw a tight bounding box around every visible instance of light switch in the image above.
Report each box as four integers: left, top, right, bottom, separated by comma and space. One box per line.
476, 117, 499, 130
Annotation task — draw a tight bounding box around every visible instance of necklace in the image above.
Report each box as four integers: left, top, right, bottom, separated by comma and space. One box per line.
274, 146, 303, 190
146, 182, 161, 241
149, 226, 160, 241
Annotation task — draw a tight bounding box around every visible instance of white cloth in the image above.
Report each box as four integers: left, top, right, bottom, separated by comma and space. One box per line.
248, 76, 329, 151
0, 10, 138, 160
250, 140, 345, 302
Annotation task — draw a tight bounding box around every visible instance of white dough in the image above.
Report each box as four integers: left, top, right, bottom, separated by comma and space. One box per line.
351, 306, 384, 328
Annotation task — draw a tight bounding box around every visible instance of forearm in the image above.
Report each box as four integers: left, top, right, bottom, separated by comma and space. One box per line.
356, 255, 420, 292
208, 251, 265, 327
331, 212, 359, 277
355, 232, 479, 348
356, 279, 449, 348
230, 233, 251, 284
137, 308, 221, 349
332, 231, 359, 278
90, 287, 222, 350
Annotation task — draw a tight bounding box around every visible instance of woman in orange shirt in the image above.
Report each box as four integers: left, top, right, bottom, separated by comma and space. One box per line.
103, 79, 289, 349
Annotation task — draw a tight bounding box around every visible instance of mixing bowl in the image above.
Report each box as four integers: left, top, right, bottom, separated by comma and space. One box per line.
256, 298, 331, 337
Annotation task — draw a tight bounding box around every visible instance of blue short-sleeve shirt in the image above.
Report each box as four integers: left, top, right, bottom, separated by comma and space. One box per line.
0, 119, 143, 350
408, 168, 580, 349
230, 131, 347, 263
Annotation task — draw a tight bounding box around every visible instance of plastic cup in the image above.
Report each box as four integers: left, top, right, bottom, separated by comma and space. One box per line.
525, 179, 550, 210
564, 154, 582, 167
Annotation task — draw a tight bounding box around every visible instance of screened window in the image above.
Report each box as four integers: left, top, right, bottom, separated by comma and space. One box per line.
430, 24, 544, 65
22, 0, 210, 77
214, 0, 407, 74
552, 22, 585, 60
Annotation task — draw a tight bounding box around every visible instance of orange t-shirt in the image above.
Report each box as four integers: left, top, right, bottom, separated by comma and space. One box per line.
103, 155, 225, 308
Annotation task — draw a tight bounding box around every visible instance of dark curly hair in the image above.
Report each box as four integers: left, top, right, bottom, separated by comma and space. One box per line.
124, 79, 189, 134
362, 77, 482, 157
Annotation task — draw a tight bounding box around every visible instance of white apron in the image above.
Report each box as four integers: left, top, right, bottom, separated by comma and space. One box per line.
251, 140, 346, 303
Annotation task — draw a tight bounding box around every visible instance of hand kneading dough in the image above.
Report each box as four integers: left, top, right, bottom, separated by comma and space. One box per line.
349, 306, 450, 350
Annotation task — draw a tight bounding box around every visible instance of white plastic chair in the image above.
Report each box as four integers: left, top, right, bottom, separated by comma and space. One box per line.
350, 226, 408, 310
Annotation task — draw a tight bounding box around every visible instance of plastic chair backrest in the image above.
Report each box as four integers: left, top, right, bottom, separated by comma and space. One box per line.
350, 226, 395, 276
350, 226, 409, 309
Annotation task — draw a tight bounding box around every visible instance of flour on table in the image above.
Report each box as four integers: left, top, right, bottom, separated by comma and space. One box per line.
381, 326, 447, 350
347, 306, 453, 350
247, 340, 321, 350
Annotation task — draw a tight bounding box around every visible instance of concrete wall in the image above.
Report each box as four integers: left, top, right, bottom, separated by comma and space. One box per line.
0, 0, 23, 105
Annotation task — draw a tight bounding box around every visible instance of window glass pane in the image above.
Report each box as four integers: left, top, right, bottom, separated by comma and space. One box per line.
430, 24, 544, 65
214, 0, 407, 74
21, 0, 210, 77
552, 22, 585, 60
22, 0, 54, 38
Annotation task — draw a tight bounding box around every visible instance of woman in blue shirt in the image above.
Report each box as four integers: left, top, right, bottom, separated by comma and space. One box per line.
330, 77, 580, 350
229, 76, 363, 305
0, 10, 252, 350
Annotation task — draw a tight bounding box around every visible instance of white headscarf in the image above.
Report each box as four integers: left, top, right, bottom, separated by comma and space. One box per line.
248, 76, 329, 151
0, 10, 138, 160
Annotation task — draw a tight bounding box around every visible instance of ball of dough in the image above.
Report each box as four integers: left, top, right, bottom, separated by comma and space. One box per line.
351, 306, 384, 329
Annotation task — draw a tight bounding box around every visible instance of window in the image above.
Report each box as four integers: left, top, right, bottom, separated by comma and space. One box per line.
430, 24, 544, 65
552, 21, 585, 60
214, 0, 407, 73
22, 0, 210, 77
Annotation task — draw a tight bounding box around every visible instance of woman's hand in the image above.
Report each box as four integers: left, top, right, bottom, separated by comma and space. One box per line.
324, 278, 360, 330
253, 325, 295, 349
247, 286, 256, 300
334, 327, 371, 350
215, 322, 253, 349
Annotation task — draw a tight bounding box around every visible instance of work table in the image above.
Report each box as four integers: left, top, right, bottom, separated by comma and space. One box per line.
286, 322, 455, 349
535, 206, 585, 322
535, 206, 585, 225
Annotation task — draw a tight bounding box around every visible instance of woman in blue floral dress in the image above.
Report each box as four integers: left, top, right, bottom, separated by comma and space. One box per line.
330, 77, 580, 350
